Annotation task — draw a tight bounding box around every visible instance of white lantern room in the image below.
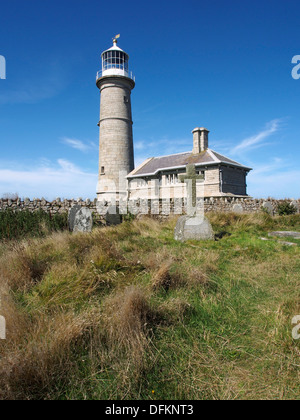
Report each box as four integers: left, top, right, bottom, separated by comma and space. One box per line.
97, 36, 134, 80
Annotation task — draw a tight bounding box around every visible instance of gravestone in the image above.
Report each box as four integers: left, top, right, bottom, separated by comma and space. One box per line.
73, 208, 93, 233
279, 241, 297, 247
291, 200, 299, 213
69, 205, 93, 233
105, 205, 121, 226
68, 205, 81, 231
262, 201, 274, 215
232, 203, 244, 213
175, 164, 214, 242
174, 216, 214, 241
268, 231, 300, 239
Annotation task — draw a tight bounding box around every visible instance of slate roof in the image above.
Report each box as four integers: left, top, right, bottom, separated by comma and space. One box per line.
128, 149, 252, 178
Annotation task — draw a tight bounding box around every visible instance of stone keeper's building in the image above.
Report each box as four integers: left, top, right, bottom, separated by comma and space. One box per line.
127, 127, 252, 199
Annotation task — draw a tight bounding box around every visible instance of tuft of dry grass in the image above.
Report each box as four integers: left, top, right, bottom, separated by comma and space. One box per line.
0, 305, 100, 400
102, 285, 155, 350
97, 286, 159, 396
152, 261, 174, 291
131, 216, 166, 237
0, 243, 48, 292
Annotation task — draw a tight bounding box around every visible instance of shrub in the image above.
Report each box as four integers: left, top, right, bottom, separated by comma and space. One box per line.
0, 209, 68, 240
277, 201, 297, 216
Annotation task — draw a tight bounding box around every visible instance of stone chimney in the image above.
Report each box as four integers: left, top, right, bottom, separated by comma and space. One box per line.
192, 127, 210, 154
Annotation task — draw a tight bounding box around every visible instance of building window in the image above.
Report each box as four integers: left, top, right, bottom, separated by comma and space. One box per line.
166, 174, 179, 185
124, 96, 129, 103
137, 179, 147, 188
197, 170, 205, 180
101, 166, 105, 175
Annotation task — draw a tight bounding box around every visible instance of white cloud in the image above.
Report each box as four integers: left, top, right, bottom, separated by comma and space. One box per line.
57, 159, 82, 172
231, 119, 282, 155
248, 169, 300, 199
0, 159, 97, 200
134, 141, 146, 151
246, 156, 300, 198
62, 137, 97, 153
251, 157, 285, 175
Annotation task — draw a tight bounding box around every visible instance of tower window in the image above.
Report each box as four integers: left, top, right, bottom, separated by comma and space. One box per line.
101, 166, 105, 175
124, 96, 129, 103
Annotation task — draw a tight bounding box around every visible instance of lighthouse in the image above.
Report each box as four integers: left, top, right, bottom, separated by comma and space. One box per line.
96, 35, 135, 202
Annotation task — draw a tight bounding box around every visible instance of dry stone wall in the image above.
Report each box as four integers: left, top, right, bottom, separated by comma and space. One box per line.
0, 198, 98, 215
128, 197, 300, 216
202, 197, 300, 214
0, 197, 299, 216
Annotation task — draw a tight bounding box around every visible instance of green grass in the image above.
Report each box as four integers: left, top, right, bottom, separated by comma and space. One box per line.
0, 212, 299, 400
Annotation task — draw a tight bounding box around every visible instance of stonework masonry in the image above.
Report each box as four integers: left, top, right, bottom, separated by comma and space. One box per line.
0, 197, 299, 217
97, 76, 135, 200
127, 197, 300, 216
128, 166, 247, 199
221, 167, 247, 195
0, 198, 98, 215
192, 127, 209, 154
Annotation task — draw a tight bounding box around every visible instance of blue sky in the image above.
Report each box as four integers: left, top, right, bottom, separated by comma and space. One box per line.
0, 0, 299, 200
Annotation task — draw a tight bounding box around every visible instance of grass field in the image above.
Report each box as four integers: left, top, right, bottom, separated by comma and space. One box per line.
0, 212, 299, 400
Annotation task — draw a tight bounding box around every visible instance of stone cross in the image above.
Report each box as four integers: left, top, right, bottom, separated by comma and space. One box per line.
179, 164, 204, 216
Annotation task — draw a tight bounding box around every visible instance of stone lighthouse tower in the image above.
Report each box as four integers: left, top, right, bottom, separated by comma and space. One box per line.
96, 35, 135, 202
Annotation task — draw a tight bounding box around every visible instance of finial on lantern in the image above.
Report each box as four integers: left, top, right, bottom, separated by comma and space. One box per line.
113, 34, 120, 44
